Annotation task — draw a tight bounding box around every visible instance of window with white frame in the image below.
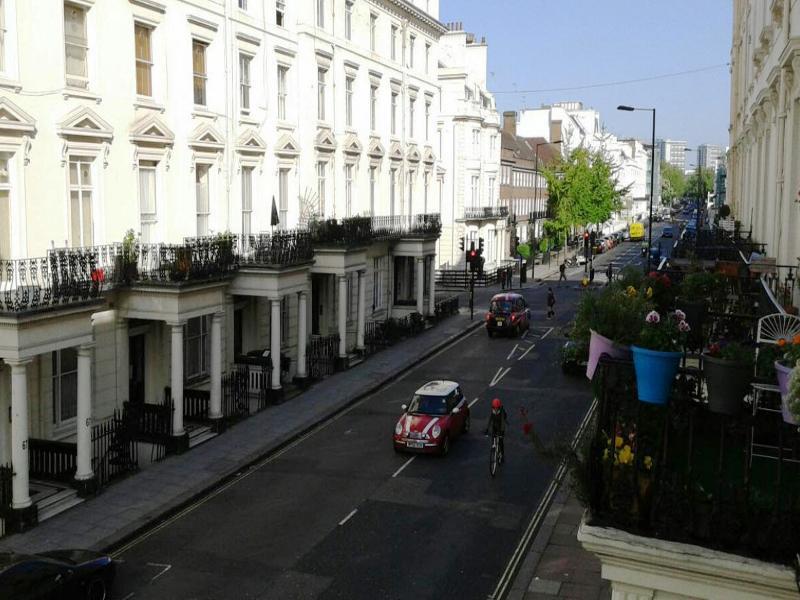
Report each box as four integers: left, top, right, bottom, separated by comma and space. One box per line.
409, 97, 415, 138
316, 0, 325, 28
134, 24, 152, 97
278, 168, 289, 227
185, 316, 210, 380
192, 39, 207, 106
317, 67, 327, 121
280, 296, 289, 345
238, 0, 247, 9
389, 168, 396, 215
64, 2, 89, 88
408, 34, 415, 68
406, 171, 413, 217
369, 13, 377, 51
488, 176, 495, 205
317, 161, 326, 215
52, 348, 78, 426
241, 166, 253, 236
344, 0, 353, 40
425, 101, 430, 140
369, 166, 376, 216
0, 154, 9, 259
276, 0, 285, 26
438, 129, 442, 156
69, 157, 93, 246
344, 163, 353, 217
195, 163, 210, 236
424, 171, 430, 213
390, 91, 397, 135
239, 53, 251, 112
472, 129, 480, 154
470, 175, 479, 208
277, 64, 288, 120
138, 160, 158, 243
390, 25, 397, 61
369, 84, 377, 130
372, 257, 385, 310
345, 75, 354, 127
425, 43, 430, 74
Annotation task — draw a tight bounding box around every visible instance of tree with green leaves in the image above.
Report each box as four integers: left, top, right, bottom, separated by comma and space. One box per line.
541, 148, 628, 238
684, 168, 714, 200
660, 161, 686, 205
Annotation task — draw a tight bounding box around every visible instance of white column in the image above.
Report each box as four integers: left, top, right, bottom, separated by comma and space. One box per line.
270, 298, 282, 390
169, 322, 185, 437
297, 292, 307, 379
338, 275, 348, 358
209, 312, 223, 420
428, 256, 436, 315
416, 257, 425, 314
8, 358, 32, 509
116, 316, 130, 404
356, 270, 366, 350
75, 344, 94, 482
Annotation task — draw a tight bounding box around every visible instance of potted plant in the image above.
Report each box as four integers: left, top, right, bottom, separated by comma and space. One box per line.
115, 229, 139, 284
171, 246, 193, 281
214, 231, 235, 270
775, 335, 800, 424
631, 309, 690, 404
703, 340, 754, 416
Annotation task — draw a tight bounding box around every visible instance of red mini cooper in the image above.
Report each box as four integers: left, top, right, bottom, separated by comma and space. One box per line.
486, 293, 530, 337
393, 381, 470, 455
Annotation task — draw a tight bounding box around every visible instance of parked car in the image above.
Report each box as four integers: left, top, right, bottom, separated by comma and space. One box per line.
485, 293, 530, 337
661, 226, 673, 238
0, 549, 115, 600
393, 381, 469, 455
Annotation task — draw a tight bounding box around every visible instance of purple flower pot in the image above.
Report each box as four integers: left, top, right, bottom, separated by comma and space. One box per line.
586, 329, 632, 380
775, 360, 797, 425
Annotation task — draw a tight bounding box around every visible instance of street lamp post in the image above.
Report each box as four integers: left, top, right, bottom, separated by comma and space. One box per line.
533, 139, 562, 282
617, 105, 656, 273
685, 147, 705, 238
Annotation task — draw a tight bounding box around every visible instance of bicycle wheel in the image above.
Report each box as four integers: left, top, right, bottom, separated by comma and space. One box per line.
489, 439, 498, 477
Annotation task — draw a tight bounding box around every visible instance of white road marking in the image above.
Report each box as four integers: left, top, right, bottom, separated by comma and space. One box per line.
338, 509, 358, 526
540, 327, 554, 340
517, 344, 536, 361
343, 429, 353, 435
392, 457, 415, 478
147, 563, 171, 583
506, 344, 519, 360
120, 594, 135, 600
468, 396, 480, 408
489, 367, 511, 387
521, 330, 529, 340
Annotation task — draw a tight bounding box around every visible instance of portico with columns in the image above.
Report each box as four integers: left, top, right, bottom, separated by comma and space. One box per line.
390, 237, 438, 318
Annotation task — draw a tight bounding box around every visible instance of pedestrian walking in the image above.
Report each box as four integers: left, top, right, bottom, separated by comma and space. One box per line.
500, 268, 506, 290
606, 262, 613, 286
589, 264, 595, 284
506, 266, 513, 289
546, 287, 556, 320
559, 261, 567, 282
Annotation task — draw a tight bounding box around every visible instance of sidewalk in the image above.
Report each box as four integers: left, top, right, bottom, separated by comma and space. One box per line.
0, 282, 521, 555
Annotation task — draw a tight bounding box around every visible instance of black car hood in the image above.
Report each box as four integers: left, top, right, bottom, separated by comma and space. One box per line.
38, 549, 111, 566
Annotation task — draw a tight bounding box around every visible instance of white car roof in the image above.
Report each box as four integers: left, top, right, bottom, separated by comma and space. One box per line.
414, 380, 459, 396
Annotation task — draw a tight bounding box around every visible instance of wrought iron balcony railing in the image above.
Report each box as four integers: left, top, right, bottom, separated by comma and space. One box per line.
238, 230, 314, 267
0, 250, 105, 314
462, 206, 509, 220
370, 213, 442, 239
308, 216, 374, 247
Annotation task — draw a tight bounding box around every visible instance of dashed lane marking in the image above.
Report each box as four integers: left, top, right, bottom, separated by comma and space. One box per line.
147, 563, 171, 583
489, 367, 511, 387
392, 457, 415, 478
506, 344, 519, 360
338, 509, 358, 526
540, 327, 554, 340
468, 396, 480, 408
517, 344, 535, 361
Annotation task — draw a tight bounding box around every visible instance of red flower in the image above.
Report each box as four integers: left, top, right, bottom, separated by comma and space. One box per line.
660, 274, 671, 288
648, 271, 659, 279
91, 268, 105, 283
522, 422, 533, 435
708, 343, 721, 357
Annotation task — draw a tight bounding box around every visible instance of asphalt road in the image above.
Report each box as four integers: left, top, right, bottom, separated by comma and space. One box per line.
108, 243, 645, 600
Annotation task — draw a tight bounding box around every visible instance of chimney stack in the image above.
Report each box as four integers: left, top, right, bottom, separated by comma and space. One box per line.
503, 111, 517, 136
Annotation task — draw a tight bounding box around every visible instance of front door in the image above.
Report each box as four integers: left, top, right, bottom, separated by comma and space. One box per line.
129, 334, 145, 404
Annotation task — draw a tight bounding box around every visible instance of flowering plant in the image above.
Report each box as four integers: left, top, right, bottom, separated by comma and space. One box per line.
635, 309, 690, 352
787, 362, 800, 424
644, 271, 676, 311
776, 334, 800, 366
601, 423, 653, 470
705, 339, 754, 364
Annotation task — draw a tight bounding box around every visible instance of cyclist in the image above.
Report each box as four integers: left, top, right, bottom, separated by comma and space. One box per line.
484, 398, 508, 462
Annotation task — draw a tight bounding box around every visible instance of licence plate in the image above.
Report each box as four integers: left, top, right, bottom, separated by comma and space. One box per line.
496, 320, 504, 326
406, 440, 424, 449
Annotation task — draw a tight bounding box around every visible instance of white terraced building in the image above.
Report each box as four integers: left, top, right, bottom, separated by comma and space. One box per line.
0, 0, 453, 531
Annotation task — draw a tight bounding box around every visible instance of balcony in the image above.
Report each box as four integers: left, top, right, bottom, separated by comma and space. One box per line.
238, 230, 314, 268
460, 206, 508, 221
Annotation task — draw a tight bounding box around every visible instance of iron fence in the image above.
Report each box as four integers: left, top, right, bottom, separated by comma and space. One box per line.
123, 400, 172, 446
29, 439, 77, 484
0, 464, 12, 513
222, 366, 255, 419
135, 237, 237, 284
238, 230, 314, 267
370, 213, 442, 240
462, 206, 509, 220
307, 334, 339, 379
92, 410, 138, 487
308, 216, 374, 246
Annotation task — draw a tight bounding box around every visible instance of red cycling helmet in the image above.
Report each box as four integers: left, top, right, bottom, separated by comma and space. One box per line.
491, 398, 502, 410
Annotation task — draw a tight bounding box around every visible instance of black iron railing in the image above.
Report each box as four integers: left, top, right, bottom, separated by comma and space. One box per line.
463, 206, 509, 220
307, 334, 339, 379
0, 251, 105, 313
434, 295, 460, 319
585, 357, 800, 565
136, 237, 237, 284
763, 264, 798, 314
123, 400, 172, 445
29, 439, 77, 484
92, 410, 138, 488
370, 213, 442, 240
222, 366, 256, 418
166, 387, 210, 422
308, 216, 374, 247
238, 230, 314, 267
435, 264, 515, 289
0, 464, 11, 513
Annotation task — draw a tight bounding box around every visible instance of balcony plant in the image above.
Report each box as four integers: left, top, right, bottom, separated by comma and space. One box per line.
170, 245, 194, 281
116, 229, 139, 285
631, 309, 690, 404
703, 340, 754, 416
214, 231, 235, 269
775, 335, 800, 424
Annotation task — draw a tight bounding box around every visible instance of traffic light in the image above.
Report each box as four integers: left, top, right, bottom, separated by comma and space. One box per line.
459, 237, 465, 251
590, 231, 597, 245
478, 237, 485, 255
583, 231, 589, 250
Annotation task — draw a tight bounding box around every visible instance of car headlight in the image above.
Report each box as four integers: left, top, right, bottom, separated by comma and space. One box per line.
431, 425, 441, 439
395, 421, 403, 435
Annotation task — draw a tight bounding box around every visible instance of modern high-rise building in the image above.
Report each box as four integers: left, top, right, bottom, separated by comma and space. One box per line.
657, 139, 688, 170
697, 144, 725, 170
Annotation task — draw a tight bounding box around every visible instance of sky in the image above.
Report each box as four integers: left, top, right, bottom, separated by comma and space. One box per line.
441, 0, 732, 165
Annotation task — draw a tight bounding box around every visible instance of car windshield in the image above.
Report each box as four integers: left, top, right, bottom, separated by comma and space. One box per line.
408, 394, 449, 415
490, 300, 512, 313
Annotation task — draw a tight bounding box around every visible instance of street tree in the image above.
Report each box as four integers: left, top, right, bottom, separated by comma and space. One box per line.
660, 161, 686, 205
684, 169, 714, 200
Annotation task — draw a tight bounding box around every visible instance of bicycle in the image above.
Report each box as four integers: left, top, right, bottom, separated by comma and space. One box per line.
489, 433, 503, 477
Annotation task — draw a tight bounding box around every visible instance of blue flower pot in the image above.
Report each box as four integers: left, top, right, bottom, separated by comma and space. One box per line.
631, 346, 682, 405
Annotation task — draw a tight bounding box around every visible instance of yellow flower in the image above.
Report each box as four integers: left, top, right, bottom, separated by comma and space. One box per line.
646, 287, 654, 299
618, 445, 634, 465
603, 448, 609, 461
626, 286, 637, 298
615, 436, 623, 449
644, 456, 653, 470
